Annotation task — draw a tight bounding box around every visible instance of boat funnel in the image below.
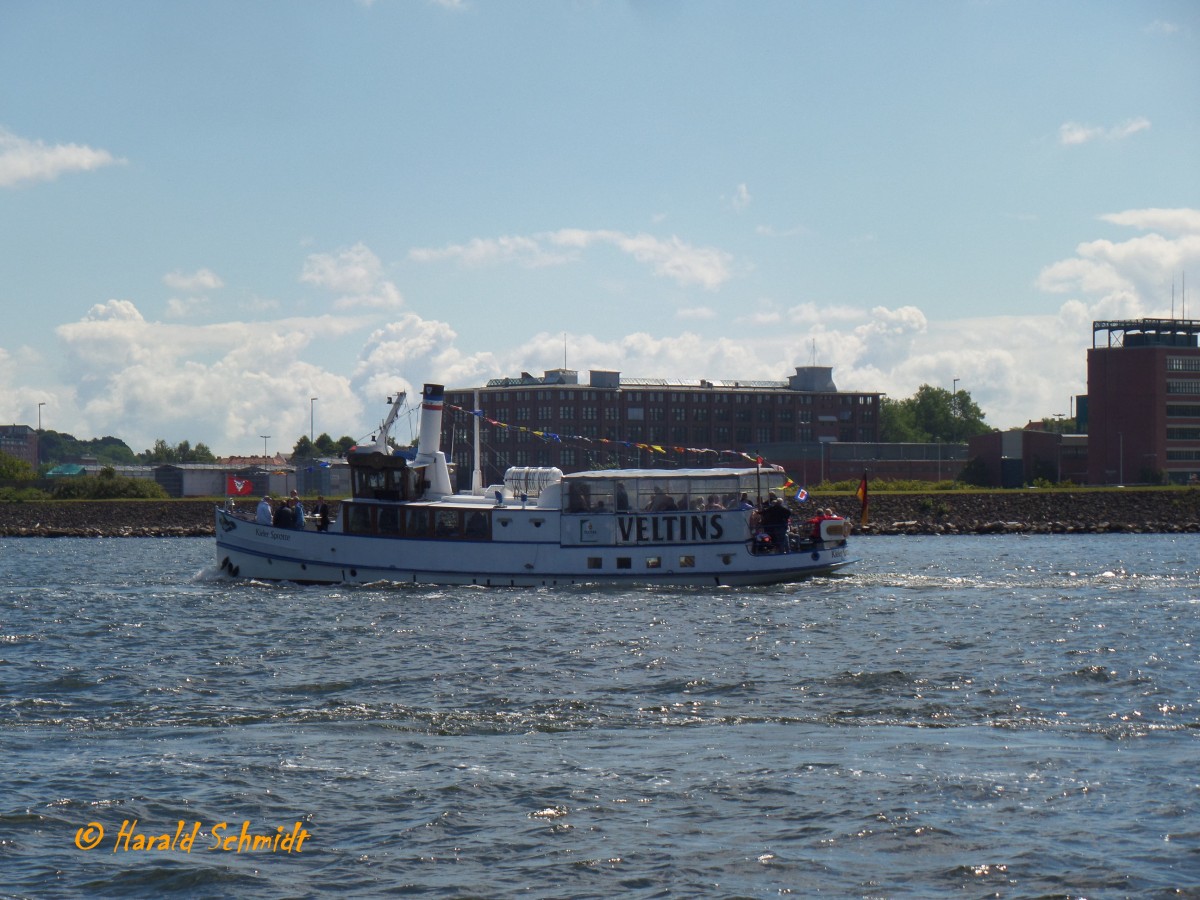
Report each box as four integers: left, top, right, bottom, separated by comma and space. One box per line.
416, 383, 444, 462
415, 383, 453, 497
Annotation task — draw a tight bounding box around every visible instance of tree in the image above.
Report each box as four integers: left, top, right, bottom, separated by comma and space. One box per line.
880, 384, 990, 443
0, 449, 35, 481
35, 430, 137, 467
880, 398, 927, 442
137, 439, 216, 464
291, 435, 315, 460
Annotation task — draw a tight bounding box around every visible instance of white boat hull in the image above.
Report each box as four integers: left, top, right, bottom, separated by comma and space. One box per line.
215, 509, 854, 588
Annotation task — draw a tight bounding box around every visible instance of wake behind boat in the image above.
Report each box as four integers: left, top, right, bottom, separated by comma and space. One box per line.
215, 384, 856, 587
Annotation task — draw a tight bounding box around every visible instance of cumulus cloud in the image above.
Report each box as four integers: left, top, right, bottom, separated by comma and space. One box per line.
301, 242, 404, 309
1099, 208, 1200, 236
1059, 117, 1150, 146
411, 228, 733, 290
1037, 208, 1200, 310
50, 300, 377, 452
20, 212, 1199, 455
0, 128, 125, 188
163, 268, 224, 292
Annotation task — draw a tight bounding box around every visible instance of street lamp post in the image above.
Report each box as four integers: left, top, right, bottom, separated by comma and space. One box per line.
310, 397, 318, 443
260, 435, 271, 458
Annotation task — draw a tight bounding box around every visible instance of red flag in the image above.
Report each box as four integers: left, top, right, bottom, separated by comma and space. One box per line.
226, 475, 254, 496
855, 472, 869, 525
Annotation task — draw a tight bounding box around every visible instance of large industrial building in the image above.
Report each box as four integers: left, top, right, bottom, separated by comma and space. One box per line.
1086, 318, 1200, 485
443, 367, 882, 489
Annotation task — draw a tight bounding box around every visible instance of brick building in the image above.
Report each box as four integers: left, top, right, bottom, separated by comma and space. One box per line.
1087, 318, 1200, 485
0, 424, 39, 468
443, 367, 881, 489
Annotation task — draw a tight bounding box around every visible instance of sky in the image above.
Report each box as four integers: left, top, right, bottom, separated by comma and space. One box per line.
1, 0, 1198, 457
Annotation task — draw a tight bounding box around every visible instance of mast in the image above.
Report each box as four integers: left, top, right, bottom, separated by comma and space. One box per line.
471, 389, 483, 494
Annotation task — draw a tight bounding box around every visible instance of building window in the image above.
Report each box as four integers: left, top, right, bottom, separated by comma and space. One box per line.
1167, 380, 1200, 395
1166, 428, 1200, 440
627, 407, 645, 421
1167, 357, 1200, 372
1168, 405, 1200, 417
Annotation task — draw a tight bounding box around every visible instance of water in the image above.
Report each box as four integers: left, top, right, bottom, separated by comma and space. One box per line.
1, 534, 1197, 898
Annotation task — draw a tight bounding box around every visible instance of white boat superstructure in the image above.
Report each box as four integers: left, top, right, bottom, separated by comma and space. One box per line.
215, 383, 856, 586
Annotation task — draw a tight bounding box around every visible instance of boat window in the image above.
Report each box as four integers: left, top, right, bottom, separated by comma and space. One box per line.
646, 557, 661, 569
679, 556, 695, 568
616, 557, 632, 569
464, 510, 489, 539
378, 507, 402, 535
347, 504, 373, 534
638, 478, 692, 513
563, 478, 614, 513
587, 557, 603, 569
434, 509, 461, 538
406, 508, 430, 537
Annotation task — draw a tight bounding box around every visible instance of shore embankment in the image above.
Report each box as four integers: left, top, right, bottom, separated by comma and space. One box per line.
0, 490, 1198, 537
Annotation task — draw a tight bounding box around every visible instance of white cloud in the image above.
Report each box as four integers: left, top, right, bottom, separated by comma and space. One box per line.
412, 228, 734, 290
1145, 20, 1180, 35
301, 242, 405, 310
163, 268, 224, 292
731, 183, 751, 211
677, 305, 716, 320
165, 296, 210, 318
18, 212, 1198, 456
1099, 208, 1200, 236
1059, 117, 1150, 146
0, 128, 125, 188
1038, 209, 1200, 308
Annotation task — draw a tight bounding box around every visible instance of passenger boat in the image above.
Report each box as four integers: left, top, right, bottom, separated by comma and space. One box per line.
214, 384, 855, 586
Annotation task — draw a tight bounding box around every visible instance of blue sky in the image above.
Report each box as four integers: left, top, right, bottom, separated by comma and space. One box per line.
2, 0, 1198, 456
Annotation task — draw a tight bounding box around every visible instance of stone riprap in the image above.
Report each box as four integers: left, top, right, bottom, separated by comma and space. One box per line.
0, 491, 1198, 537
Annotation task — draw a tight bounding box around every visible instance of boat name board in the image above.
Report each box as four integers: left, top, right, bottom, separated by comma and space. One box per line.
578, 512, 727, 545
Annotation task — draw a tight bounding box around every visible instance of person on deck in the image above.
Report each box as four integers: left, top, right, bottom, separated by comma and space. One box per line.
760, 497, 792, 552
256, 496, 273, 525
273, 498, 295, 529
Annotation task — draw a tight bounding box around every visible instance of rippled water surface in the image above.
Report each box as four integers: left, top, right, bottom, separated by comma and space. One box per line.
2, 534, 1198, 898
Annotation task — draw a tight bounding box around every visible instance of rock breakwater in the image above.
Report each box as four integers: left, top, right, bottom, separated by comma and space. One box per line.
0, 491, 1197, 537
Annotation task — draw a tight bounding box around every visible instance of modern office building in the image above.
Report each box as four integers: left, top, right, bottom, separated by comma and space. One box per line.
443, 367, 882, 489
1087, 318, 1200, 485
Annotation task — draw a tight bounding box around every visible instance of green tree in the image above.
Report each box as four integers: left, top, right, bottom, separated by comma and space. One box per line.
880, 398, 926, 442
137, 439, 215, 464
291, 435, 315, 460
34, 431, 137, 466
880, 384, 990, 443
0, 449, 36, 481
